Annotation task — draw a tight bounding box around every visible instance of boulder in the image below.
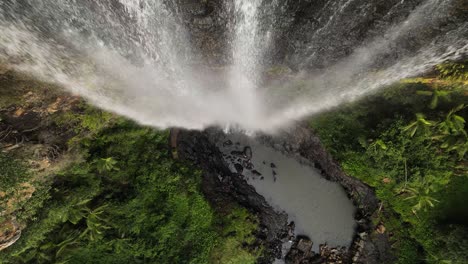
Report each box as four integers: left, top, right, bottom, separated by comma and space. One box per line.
297, 238, 313, 253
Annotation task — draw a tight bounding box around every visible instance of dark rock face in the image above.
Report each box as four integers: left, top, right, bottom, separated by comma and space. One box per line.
258, 124, 394, 264
175, 129, 288, 263
175, 0, 231, 65
177, 0, 466, 70
286, 238, 314, 263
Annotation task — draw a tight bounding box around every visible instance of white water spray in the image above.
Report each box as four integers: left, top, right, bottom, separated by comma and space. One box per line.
0, 0, 466, 132
228, 0, 263, 130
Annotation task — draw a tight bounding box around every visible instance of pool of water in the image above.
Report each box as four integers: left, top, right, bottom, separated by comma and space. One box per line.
214, 132, 356, 252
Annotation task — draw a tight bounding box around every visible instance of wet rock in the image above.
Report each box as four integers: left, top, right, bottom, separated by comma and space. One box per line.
285, 237, 314, 263
360, 233, 395, 264
234, 163, 243, 173
252, 170, 262, 176
319, 244, 331, 258
231, 150, 244, 157
192, 16, 214, 29
243, 146, 253, 159
180, 0, 213, 18
297, 238, 313, 253
223, 139, 233, 147
287, 222, 295, 241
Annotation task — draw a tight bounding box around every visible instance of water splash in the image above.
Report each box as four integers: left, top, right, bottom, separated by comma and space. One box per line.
0, 0, 466, 132
228, 0, 263, 129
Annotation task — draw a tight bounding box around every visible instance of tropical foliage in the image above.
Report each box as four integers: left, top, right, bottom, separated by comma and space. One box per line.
0, 117, 260, 263
310, 62, 468, 263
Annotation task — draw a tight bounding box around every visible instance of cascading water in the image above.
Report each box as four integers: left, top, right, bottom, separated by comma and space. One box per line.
227, 0, 263, 130
0, 0, 466, 132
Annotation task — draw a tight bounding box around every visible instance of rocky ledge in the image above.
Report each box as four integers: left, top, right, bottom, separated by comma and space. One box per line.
174, 125, 394, 264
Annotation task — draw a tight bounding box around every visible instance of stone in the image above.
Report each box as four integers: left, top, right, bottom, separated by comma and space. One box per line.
223, 139, 233, 147
234, 163, 243, 173
230, 150, 244, 157
297, 238, 313, 253
376, 224, 386, 234
252, 170, 262, 176
243, 146, 253, 159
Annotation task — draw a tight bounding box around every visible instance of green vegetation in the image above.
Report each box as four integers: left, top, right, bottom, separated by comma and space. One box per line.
210, 207, 261, 264
310, 63, 468, 263
1, 105, 260, 263
0, 153, 29, 195
0, 153, 31, 222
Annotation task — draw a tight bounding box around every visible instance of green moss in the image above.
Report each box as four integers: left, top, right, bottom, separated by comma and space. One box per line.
54, 104, 115, 134
0, 153, 29, 192
210, 207, 261, 264
0, 71, 63, 108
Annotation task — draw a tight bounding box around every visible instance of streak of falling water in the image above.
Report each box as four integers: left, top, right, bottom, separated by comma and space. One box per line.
229, 0, 263, 129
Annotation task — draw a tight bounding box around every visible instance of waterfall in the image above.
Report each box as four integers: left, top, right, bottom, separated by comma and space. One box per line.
0, 0, 466, 132
228, 0, 263, 130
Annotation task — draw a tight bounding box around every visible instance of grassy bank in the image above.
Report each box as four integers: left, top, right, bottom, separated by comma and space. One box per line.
310, 62, 468, 263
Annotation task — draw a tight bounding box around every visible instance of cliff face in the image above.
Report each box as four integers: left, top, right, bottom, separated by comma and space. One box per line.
177, 0, 467, 69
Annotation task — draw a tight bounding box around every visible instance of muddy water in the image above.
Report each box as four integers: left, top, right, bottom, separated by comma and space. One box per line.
215, 132, 356, 252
